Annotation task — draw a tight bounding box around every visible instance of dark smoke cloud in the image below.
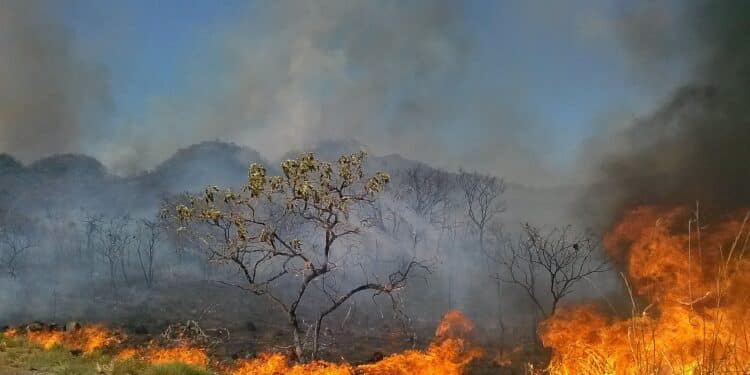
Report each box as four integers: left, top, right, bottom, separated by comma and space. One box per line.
0, 0, 110, 162
590, 0, 750, 221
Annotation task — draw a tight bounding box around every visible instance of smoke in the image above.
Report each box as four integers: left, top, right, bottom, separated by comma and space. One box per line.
103, 0, 465, 173
0, 0, 110, 162
587, 0, 750, 222
101, 0, 559, 186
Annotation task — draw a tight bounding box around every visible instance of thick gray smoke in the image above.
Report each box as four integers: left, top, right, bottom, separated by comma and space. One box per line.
0, 0, 110, 162
588, 0, 750, 222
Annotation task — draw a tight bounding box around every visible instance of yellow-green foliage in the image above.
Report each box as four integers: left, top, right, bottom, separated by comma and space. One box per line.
175, 151, 390, 263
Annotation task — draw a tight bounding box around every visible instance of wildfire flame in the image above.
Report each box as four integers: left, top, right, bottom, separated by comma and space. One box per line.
230, 353, 353, 375
2, 327, 17, 339
540, 205, 750, 374
23, 324, 120, 354
115, 347, 138, 361
231, 310, 481, 375
4, 310, 478, 373
142, 345, 210, 368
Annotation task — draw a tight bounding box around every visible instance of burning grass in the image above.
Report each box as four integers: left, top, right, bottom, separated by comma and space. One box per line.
229, 310, 481, 375
540, 205, 750, 374
22, 324, 122, 354
0, 310, 481, 375
142, 346, 211, 368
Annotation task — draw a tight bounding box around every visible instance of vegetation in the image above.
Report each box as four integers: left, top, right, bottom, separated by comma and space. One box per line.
0, 335, 213, 375
175, 151, 427, 362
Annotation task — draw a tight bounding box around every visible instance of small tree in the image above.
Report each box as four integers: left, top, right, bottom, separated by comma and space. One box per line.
0, 210, 35, 278
175, 152, 426, 362
457, 170, 505, 254
398, 165, 453, 223
96, 215, 134, 290
496, 223, 608, 319
135, 219, 162, 288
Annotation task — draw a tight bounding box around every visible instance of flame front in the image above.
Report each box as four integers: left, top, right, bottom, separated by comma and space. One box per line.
2, 327, 17, 339
230, 310, 480, 375
230, 353, 353, 375
540, 206, 750, 374
142, 346, 210, 368
358, 310, 481, 375
23, 324, 120, 354
4, 310, 478, 373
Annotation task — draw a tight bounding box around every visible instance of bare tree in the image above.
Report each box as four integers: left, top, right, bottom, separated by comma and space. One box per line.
135, 219, 163, 288
496, 223, 608, 319
0, 211, 35, 278
457, 170, 505, 253
83, 213, 104, 279
96, 215, 134, 290
175, 152, 427, 362
397, 165, 454, 223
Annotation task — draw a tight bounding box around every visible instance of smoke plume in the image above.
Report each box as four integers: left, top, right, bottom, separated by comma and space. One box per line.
591, 0, 750, 221
0, 0, 110, 162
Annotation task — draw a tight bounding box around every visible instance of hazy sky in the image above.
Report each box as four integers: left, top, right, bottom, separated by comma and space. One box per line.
0, 0, 694, 186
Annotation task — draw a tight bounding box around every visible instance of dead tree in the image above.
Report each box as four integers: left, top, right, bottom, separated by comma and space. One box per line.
0, 211, 35, 278
457, 170, 505, 254
496, 223, 608, 319
96, 215, 134, 290
83, 213, 104, 279
397, 165, 453, 223
135, 219, 162, 288
175, 152, 427, 362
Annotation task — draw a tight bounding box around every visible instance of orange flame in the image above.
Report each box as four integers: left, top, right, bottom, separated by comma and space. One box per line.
24, 324, 120, 354
230, 310, 481, 375
230, 353, 352, 375
25, 330, 65, 350
540, 206, 750, 374
10, 312, 477, 373
115, 347, 139, 361
2, 327, 18, 339
143, 346, 210, 368
359, 310, 481, 375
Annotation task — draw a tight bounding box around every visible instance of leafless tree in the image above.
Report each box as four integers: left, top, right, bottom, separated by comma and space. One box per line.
96, 215, 135, 290
397, 165, 454, 223
0, 211, 35, 278
135, 219, 163, 288
83, 213, 104, 278
457, 170, 505, 253
496, 223, 608, 319
175, 152, 428, 362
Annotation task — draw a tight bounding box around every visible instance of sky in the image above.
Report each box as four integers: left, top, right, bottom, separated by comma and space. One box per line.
0, 0, 694, 186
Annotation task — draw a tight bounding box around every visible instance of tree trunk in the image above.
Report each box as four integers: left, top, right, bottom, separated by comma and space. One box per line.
312, 317, 323, 360
290, 313, 305, 362
496, 279, 505, 350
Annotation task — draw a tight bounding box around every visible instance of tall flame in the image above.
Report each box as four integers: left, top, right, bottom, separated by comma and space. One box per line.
540, 206, 750, 374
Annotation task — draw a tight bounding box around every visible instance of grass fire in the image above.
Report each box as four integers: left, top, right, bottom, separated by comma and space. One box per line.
2, 1, 750, 374
1, 310, 479, 374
